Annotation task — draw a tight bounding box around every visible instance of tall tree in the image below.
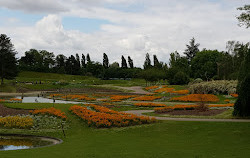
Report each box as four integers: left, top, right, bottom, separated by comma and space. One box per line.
121, 55, 128, 68
55, 54, 66, 74
237, 5, 250, 28
86, 53, 91, 64
103, 53, 109, 68
143, 53, 152, 69
0, 34, 18, 84
153, 54, 162, 69
128, 56, 134, 68
81, 54, 86, 68
184, 37, 200, 63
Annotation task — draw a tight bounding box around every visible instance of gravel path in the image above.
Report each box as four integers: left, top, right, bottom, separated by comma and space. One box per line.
123, 110, 250, 122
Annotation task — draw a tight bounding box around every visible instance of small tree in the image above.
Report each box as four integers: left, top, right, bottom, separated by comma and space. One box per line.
0, 34, 18, 84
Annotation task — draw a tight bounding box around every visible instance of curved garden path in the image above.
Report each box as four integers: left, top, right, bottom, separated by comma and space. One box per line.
124, 110, 250, 122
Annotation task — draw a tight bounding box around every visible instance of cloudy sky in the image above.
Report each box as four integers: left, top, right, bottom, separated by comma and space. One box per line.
0, 0, 249, 67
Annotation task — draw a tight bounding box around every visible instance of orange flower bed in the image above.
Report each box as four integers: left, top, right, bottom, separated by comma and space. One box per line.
170, 94, 219, 102
224, 99, 230, 102
69, 105, 156, 128
145, 86, 159, 90
209, 103, 234, 108
49, 94, 64, 97
132, 96, 162, 101
154, 87, 174, 93
134, 102, 166, 107
10, 98, 22, 102
230, 94, 238, 98
110, 95, 137, 100
154, 105, 198, 113
0, 99, 5, 102
172, 90, 189, 94
30, 107, 67, 120
61, 94, 96, 101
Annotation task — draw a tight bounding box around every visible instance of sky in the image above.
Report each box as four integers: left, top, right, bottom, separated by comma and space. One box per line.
0, 0, 249, 67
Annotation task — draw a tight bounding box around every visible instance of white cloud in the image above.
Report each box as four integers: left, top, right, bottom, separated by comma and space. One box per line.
0, 0, 249, 67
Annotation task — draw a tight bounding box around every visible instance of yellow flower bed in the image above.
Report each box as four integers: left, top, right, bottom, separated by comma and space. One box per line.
0, 116, 33, 129
0, 139, 33, 146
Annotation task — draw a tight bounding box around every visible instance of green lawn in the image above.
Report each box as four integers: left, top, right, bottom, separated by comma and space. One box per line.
1, 103, 250, 158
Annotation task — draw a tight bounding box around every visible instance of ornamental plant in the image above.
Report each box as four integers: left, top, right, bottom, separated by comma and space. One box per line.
69, 105, 156, 128
30, 107, 67, 120
170, 94, 219, 102
134, 102, 166, 107
132, 96, 162, 101
0, 115, 33, 129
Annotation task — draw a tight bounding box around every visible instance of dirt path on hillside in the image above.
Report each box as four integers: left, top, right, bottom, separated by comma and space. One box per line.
123, 110, 250, 122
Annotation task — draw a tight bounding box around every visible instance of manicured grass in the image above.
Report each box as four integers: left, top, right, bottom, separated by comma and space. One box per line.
1, 103, 250, 158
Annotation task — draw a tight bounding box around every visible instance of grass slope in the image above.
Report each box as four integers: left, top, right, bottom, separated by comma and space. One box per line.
0, 103, 250, 158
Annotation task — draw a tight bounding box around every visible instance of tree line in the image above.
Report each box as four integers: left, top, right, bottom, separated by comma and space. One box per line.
1, 33, 249, 84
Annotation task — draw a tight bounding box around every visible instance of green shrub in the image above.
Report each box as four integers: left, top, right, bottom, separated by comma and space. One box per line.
169, 71, 189, 85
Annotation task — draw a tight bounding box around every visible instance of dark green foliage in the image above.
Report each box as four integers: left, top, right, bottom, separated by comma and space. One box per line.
233, 74, 250, 116
191, 50, 223, 80
19, 49, 55, 72
121, 55, 128, 68
55, 54, 66, 74
153, 55, 162, 69
103, 53, 109, 68
128, 56, 134, 68
166, 51, 190, 85
184, 37, 200, 62
172, 71, 190, 85
140, 68, 165, 84
237, 5, 250, 28
81, 54, 86, 68
86, 53, 91, 64
143, 53, 152, 69
0, 34, 18, 84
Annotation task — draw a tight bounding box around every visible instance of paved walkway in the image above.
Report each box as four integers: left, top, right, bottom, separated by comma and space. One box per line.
124, 110, 250, 122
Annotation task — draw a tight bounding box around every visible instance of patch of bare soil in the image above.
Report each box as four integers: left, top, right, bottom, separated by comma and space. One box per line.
0, 104, 29, 117
157, 109, 227, 116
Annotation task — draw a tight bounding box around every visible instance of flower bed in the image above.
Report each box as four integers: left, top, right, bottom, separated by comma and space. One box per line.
170, 94, 219, 102
230, 94, 238, 98
0, 115, 33, 129
9, 98, 22, 102
155, 103, 234, 113
209, 103, 234, 108
155, 105, 198, 113
172, 90, 189, 94
60, 94, 96, 101
30, 108, 67, 120
154, 87, 174, 93
145, 86, 159, 90
134, 102, 166, 107
132, 96, 162, 101
69, 105, 156, 128
110, 95, 137, 100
